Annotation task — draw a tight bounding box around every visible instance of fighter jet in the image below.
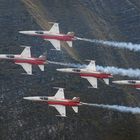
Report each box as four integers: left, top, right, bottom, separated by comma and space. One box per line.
19, 23, 76, 50
23, 88, 81, 117
57, 60, 113, 88
112, 80, 140, 90
0, 46, 47, 75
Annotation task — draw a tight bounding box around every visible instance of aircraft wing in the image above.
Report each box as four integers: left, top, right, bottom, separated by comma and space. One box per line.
82, 77, 97, 88
49, 23, 59, 34
54, 88, 65, 99
21, 47, 31, 57
45, 39, 61, 50
16, 63, 32, 75
50, 105, 66, 117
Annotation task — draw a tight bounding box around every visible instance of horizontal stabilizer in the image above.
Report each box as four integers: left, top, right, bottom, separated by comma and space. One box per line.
72, 106, 78, 113
66, 41, 72, 47
103, 78, 109, 85
38, 65, 44, 71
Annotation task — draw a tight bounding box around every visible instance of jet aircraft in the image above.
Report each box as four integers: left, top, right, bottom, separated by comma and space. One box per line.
23, 88, 81, 117
19, 23, 76, 50
112, 80, 140, 90
57, 60, 112, 88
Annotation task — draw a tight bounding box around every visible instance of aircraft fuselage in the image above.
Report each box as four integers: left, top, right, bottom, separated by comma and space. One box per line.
0, 54, 46, 65
19, 31, 76, 41
57, 68, 112, 79
23, 96, 81, 106
113, 80, 140, 89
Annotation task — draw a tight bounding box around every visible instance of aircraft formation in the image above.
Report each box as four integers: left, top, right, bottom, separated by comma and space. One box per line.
0, 23, 139, 117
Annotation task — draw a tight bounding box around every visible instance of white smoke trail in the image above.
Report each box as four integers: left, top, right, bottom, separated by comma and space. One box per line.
48, 61, 86, 68
82, 103, 140, 114
77, 37, 140, 52
48, 61, 140, 78
96, 66, 140, 78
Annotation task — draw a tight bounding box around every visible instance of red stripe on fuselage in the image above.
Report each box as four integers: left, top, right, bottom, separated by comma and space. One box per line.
131, 85, 140, 88
32, 34, 75, 41
14, 59, 45, 65
47, 101, 80, 106
80, 73, 112, 78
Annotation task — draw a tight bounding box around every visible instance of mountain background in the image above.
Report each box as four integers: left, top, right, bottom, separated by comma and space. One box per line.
0, 0, 140, 140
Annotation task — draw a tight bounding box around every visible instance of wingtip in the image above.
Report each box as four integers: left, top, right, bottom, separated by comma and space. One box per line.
53, 87, 65, 90
56, 115, 67, 117
50, 49, 61, 51
49, 22, 59, 24
85, 59, 95, 62
20, 45, 31, 48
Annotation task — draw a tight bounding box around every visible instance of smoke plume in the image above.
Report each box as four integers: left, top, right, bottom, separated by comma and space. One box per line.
97, 66, 140, 78
82, 103, 140, 114
77, 37, 140, 52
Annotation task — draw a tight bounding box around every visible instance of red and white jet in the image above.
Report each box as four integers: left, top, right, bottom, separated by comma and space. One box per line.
0, 46, 47, 75
112, 80, 140, 90
19, 23, 76, 51
57, 60, 113, 88
23, 88, 81, 117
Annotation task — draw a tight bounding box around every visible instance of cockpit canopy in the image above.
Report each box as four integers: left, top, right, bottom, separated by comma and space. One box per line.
6, 55, 15, 58
128, 80, 136, 84
35, 31, 44, 34
40, 97, 48, 100
72, 69, 81, 72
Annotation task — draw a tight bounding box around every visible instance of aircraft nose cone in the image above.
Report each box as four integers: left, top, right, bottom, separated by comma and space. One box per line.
23, 97, 40, 101
112, 81, 119, 84
23, 97, 33, 100
56, 69, 64, 72
23, 97, 31, 100
57, 68, 72, 73
19, 31, 33, 35
57, 68, 69, 72
19, 31, 26, 34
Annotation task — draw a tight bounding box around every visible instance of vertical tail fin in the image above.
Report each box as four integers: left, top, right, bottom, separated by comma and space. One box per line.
67, 32, 75, 36
72, 97, 80, 102
20, 47, 31, 57
39, 55, 46, 60
49, 23, 59, 34
86, 60, 96, 71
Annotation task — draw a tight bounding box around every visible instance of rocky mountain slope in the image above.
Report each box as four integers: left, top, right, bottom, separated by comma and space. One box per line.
0, 0, 140, 140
